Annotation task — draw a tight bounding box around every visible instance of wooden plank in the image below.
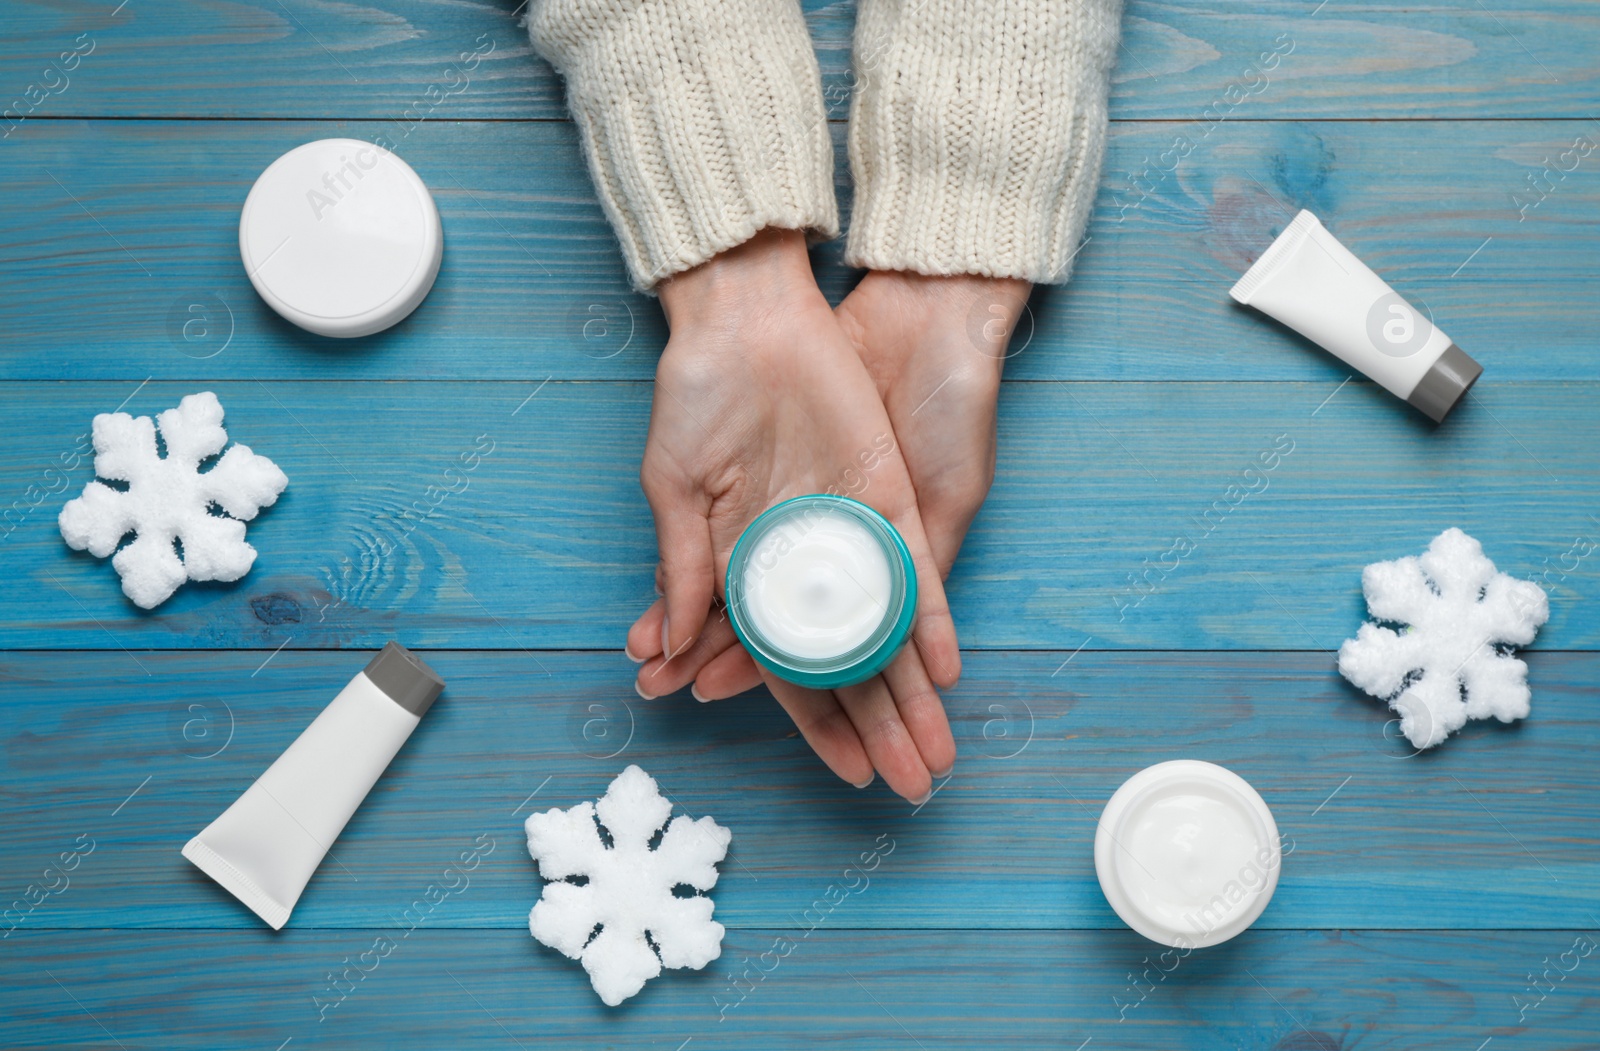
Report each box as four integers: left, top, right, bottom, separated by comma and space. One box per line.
3, 928, 1597, 1048
1, 651, 1593, 931
0, 380, 1594, 651
1, 119, 1596, 382
1, 1, 1597, 120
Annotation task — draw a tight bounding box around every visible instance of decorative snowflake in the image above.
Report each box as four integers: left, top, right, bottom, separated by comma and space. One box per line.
1339, 528, 1548, 750
525, 765, 731, 1006
58, 392, 288, 609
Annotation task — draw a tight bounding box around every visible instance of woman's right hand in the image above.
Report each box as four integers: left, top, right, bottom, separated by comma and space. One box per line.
625, 228, 959, 802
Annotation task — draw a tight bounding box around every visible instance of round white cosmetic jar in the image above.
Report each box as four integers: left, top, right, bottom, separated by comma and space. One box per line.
1095, 760, 1281, 948
240, 138, 442, 338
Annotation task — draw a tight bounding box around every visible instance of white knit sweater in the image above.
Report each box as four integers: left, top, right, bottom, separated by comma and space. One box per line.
529, 0, 1123, 290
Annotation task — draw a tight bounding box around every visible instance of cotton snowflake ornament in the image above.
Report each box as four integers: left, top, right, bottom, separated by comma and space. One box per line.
525, 765, 731, 1006
58, 392, 288, 609
1339, 528, 1548, 750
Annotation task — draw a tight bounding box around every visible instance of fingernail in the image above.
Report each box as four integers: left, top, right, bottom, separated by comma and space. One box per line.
660, 616, 671, 661
690, 683, 711, 703
932, 763, 954, 779
624, 644, 646, 664
853, 774, 875, 789
654, 579, 664, 597
634, 681, 656, 700
908, 788, 933, 806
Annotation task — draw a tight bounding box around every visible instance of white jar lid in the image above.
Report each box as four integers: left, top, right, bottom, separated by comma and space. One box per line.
1094, 760, 1281, 948
239, 138, 442, 338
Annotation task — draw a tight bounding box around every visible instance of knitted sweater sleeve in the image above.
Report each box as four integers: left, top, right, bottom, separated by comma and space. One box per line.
528, 0, 839, 291
844, 0, 1124, 284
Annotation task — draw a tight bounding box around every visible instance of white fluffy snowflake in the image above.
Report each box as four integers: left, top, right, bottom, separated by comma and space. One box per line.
58, 392, 288, 609
525, 765, 731, 1006
1339, 528, 1548, 750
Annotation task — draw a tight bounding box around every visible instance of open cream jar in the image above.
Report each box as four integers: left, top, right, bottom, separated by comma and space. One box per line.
1095, 760, 1281, 948
725, 495, 916, 689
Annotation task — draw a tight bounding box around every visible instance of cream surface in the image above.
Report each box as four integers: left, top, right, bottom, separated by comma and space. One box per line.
740, 513, 893, 660
1119, 785, 1267, 935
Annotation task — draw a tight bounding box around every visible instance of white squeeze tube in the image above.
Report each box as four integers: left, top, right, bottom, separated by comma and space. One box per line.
182, 642, 445, 930
1230, 210, 1482, 422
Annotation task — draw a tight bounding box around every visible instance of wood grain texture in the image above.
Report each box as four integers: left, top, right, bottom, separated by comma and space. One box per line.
1, 651, 1594, 931
2, 119, 1597, 382
1, 381, 1594, 651
3, 928, 1598, 1050
1, 0, 1597, 120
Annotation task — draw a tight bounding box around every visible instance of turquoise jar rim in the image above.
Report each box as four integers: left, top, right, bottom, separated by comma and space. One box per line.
724, 495, 917, 690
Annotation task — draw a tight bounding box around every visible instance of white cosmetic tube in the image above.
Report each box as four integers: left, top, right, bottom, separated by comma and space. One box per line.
182, 642, 444, 929
1230, 210, 1481, 422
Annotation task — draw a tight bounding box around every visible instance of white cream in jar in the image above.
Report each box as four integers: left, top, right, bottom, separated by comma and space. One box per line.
741, 513, 893, 659
725, 496, 916, 689
1095, 760, 1281, 948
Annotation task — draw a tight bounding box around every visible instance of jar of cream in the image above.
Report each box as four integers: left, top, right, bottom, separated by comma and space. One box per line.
240, 138, 443, 338
1095, 760, 1281, 948
725, 495, 917, 689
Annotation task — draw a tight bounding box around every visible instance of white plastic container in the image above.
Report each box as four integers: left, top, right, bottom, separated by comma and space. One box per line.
182, 642, 444, 929
1230, 210, 1481, 423
1094, 760, 1281, 948
239, 138, 443, 338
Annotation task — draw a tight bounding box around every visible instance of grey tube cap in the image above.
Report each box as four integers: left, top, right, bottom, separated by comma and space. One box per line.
363, 641, 445, 717
1407, 344, 1483, 423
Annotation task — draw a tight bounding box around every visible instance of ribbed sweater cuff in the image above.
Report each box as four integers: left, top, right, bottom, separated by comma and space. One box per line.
844, 0, 1123, 285
529, 0, 840, 291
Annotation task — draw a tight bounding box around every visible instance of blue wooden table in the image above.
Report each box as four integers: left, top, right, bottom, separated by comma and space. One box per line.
2, 2, 1598, 1047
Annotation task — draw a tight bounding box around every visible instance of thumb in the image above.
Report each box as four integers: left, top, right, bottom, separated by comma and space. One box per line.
641, 469, 716, 662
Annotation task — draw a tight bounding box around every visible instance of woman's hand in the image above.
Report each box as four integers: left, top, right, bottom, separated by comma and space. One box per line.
836, 270, 1028, 575
627, 229, 960, 801
633, 268, 1029, 729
